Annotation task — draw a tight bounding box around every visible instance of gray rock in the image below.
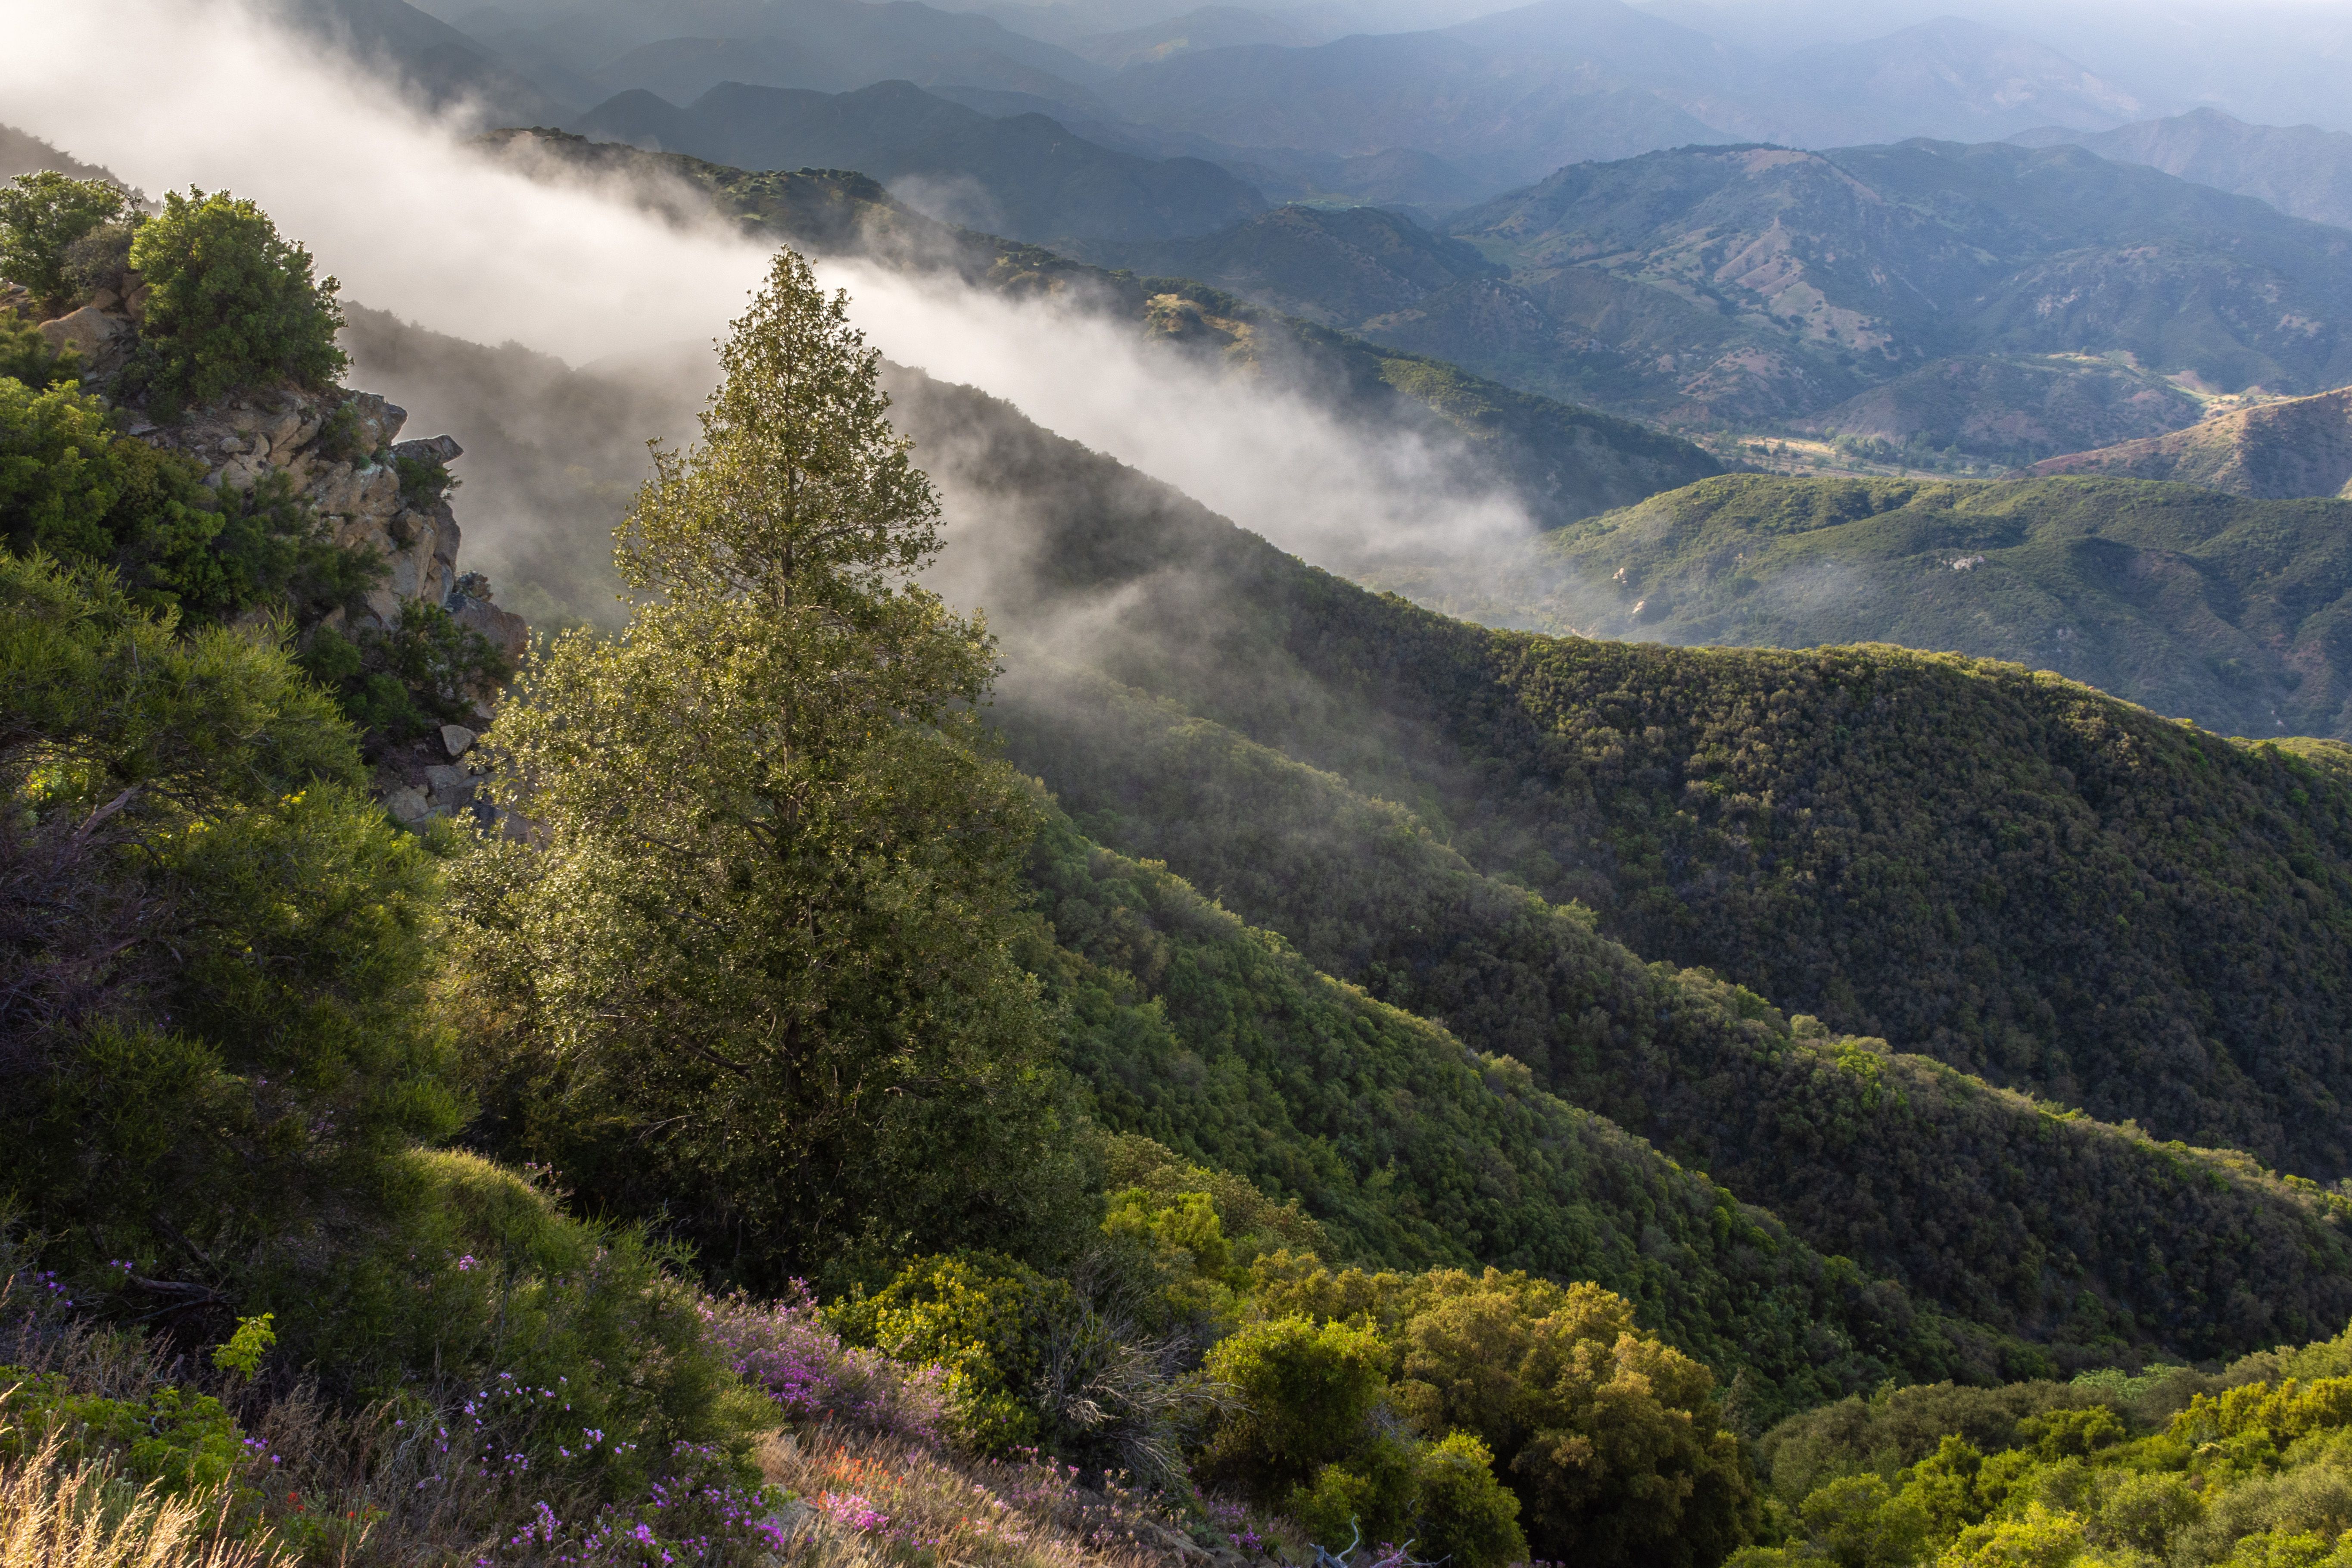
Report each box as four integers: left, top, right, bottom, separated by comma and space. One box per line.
424, 763, 474, 795
37, 306, 128, 360
383, 784, 432, 823
440, 723, 477, 757
452, 592, 530, 667
392, 435, 462, 465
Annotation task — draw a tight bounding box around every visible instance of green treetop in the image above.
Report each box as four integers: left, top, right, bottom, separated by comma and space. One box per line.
0, 172, 131, 309
125, 188, 346, 418
450, 249, 1092, 1285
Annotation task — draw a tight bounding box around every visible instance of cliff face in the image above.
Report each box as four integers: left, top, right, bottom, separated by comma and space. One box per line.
19, 282, 527, 828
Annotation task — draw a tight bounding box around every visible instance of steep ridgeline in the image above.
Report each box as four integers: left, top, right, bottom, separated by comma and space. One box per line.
871, 368, 2352, 1363
2028, 384, 2352, 499
478, 129, 1719, 529
1394, 474, 2352, 742
1023, 808, 2022, 1425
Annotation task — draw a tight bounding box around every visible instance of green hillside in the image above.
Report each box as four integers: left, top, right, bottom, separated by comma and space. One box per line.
1025, 807, 2009, 1420
1398, 472, 2352, 741
871, 369, 2352, 1194
1006, 665, 2352, 1368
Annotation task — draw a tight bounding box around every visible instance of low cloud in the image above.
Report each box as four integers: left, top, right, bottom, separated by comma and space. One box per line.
2, 0, 1533, 599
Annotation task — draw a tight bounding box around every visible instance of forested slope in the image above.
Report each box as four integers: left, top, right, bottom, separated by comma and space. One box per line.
1009, 669, 2352, 1367
1024, 810, 2002, 1421
878, 370, 2352, 1194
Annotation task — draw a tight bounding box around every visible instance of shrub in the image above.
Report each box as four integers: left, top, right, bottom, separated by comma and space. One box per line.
0, 316, 77, 389
1196, 1315, 1389, 1500
0, 377, 377, 624
297, 601, 511, 745
61, 218, 138, 301
829, 1253, 1076, 1455
1393, 1273, 1758, 1568
301, 1150, 764, 1499
392, 451, 455, 511
1412, 1432, 1529, 1568
0, 553, 462, 1352
0, 172, 131, 308
123, 189, 345, 419
0, 1372, 247, 1495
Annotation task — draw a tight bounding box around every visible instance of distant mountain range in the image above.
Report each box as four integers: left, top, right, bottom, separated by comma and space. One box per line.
1096, 3, 2149, 194
1078, 138, 2352, 458
325, 0, 2187, 213
2029, 385, 2352, 500
572, 78, 1265, 240
481, 128, 1724, 529
2013, 109, 2352, 234
455, 0, 1112, 109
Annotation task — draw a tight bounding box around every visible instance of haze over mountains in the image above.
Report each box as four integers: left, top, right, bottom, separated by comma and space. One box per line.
310, 0, 2352, 216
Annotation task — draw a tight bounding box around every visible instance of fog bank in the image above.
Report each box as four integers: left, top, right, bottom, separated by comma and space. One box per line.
1, 0, 1530, 585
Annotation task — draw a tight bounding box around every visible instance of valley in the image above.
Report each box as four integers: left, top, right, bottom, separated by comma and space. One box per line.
16, 1, 2352, 1566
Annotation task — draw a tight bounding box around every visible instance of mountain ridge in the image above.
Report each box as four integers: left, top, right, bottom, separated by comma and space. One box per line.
2027, 384, 2352, 499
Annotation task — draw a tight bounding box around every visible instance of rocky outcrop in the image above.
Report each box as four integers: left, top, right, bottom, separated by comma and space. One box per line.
380, 720, 489, 829
5, 285, 530, 829
137, 383, 473, 628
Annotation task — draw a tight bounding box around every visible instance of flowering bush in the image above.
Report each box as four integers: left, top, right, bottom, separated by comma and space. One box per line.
499, 1440, 787, 1567
703, 1286, 950, 1445
768, 1428, 1193, 1568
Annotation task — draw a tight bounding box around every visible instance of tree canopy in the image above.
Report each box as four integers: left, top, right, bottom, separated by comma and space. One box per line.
450, 251, 1092, 1286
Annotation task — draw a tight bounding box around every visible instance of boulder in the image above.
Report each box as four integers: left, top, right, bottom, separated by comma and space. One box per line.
424, 763, 474, 795
391, 434, 462, 465
383, 785, 432, 823
439, 724, 477, 757
37, 305, 134, 377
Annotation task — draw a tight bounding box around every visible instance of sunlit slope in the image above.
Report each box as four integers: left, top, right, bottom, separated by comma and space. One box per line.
882, 369, 2352, 1193
1436, 473, 2352, 742
2028, 384, 2352, 500
1024, 807, 2022, 1423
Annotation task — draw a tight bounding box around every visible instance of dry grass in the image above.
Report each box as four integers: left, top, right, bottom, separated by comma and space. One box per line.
761, 1423, 1208, 1568
0, 1433, 287, 1568
0, 1292, 570, 1567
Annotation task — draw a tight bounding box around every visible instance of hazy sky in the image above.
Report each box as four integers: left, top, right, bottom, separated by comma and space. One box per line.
405, 0, 2352, 134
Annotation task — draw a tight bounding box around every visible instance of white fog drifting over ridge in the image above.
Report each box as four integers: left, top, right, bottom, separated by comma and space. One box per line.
0, 0, 1534, 580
